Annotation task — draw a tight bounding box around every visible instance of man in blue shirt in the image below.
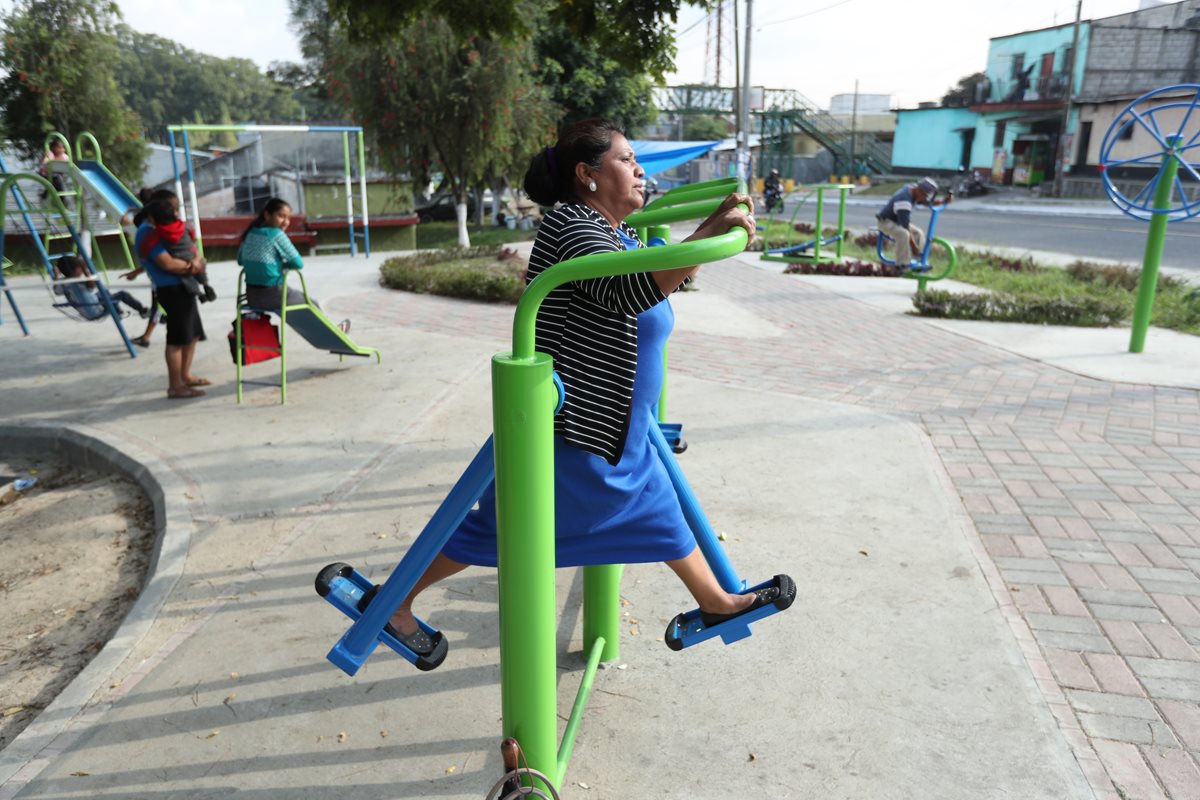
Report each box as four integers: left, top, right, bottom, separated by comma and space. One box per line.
877, 177, 950, 271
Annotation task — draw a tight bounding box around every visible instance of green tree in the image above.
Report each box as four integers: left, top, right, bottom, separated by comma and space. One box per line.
682, 114, 729, 141
941, 72, 988, 107
533, 19, 655, 134
328, 0, 714, 81
0, 0, 146, 183
113, 27, 301, 140
327, 18, 558, 247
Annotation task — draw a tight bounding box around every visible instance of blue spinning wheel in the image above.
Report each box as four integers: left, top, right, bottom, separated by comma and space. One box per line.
1098, 83, 1200, 223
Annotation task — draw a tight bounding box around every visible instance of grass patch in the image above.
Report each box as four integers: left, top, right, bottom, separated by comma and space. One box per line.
753, 220, 1200, 335
414, 221, 537, 250
379, 245, 526, 304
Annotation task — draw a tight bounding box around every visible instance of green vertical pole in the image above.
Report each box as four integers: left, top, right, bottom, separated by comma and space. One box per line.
813, 186, 824, 262
493, 350, 559, 791
583, 564, 622, 662
647, 223, 672, 422
342, 132, 356, 257
356, 129, 371, 256
1129, 137, 1180, 354
836, 185, 847, 259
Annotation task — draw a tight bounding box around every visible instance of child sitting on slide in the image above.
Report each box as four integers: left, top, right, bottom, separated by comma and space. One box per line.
138, 200, 217, 303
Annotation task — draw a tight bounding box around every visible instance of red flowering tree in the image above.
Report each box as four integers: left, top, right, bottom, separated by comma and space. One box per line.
0, 0, 146, 183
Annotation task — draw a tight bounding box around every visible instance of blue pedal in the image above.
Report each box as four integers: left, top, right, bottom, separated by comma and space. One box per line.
664, 574, 795, 651
658, 421, 687, 454
315, 562, 448, 672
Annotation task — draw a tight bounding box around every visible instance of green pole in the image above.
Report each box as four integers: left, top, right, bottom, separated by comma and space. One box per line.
813, 185, 824, 262
837, 185, 847, 259
647, 223, 672, 422
1129, 136, 1181, 354
493, 350, 559, 791
582, 565, 622, 662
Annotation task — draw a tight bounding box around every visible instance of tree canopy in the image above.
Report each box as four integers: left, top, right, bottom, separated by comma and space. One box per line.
327, 0, 713, 81
941, 72, 988, 107
114, 28, 301, 139
0, 0, 146, 182
327, 17, 558, 246
532, 19, 655, 134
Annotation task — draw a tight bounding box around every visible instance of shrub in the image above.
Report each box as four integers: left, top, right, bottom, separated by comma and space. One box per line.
912, 289, 1129, 327
1064, 260, 1184, 293
379, 246, 526, 303
784, 258, 904, 277
854, 230, 879, 248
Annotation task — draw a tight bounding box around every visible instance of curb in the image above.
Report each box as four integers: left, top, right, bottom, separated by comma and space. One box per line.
0, 423, 192, 787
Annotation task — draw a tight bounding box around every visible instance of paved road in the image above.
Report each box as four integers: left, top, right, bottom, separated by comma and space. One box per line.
786, 201, 1200, 271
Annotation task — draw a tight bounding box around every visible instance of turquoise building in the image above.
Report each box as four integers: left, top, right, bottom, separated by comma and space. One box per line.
893, 21, 1090, 186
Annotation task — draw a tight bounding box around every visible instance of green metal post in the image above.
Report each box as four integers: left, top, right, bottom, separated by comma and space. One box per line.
647, 223, 672, 422
356, 130, 371, 256
582, 565, 622, 662
837, 185, 847, 259
493, 350, 559, 791
813, 186, 824, 262
1129, 137, 1180, 354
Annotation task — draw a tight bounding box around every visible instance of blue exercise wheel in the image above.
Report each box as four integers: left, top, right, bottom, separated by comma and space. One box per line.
1098, 83, 1200, 223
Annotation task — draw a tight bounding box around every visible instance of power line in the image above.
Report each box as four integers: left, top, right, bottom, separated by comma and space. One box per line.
756, 0, 855, 30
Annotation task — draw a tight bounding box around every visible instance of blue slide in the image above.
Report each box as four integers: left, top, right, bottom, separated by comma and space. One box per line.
69, 160, 141, 221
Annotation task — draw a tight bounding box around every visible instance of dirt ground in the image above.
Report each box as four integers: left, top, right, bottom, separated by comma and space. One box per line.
0, 453, 155, 750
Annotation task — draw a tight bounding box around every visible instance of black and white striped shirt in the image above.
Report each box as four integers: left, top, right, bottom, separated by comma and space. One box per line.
528, 203, 668, 465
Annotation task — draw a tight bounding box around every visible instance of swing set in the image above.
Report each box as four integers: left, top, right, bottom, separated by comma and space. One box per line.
315, 178, 794, 795
0, 132, 140, 356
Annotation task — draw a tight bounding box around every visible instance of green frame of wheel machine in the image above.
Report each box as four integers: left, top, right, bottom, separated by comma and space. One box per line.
758, 183, 852, 265
494, 177, 745, 791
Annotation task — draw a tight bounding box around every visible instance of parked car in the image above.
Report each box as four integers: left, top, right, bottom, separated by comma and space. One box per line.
415, 191, 477, 223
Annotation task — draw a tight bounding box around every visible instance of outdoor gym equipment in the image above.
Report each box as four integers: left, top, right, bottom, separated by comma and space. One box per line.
233, 268, 380, 404
166, 124, 371, 259
626, 179, 752, 453
1096, 83, 1200, 353
759, 183, 852, 266
875, 202, 959, 292
315, 178, 794, 795
0, 166, 137, 356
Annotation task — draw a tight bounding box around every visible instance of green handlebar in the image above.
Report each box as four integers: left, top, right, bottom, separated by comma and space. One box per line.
512, 224, 748, 359
625, 199, 723, 228
74, 132, 103, 164
643, 177, 740, 211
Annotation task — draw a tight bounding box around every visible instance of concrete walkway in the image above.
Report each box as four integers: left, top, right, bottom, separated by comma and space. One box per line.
0, 245, 1196, 799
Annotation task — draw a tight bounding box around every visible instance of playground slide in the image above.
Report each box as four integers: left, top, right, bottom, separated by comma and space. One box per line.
283, 304, 379, 359
68, 161, 140, 222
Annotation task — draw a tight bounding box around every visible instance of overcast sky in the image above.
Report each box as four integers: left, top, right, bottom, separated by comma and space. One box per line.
4, 0, 1154, 109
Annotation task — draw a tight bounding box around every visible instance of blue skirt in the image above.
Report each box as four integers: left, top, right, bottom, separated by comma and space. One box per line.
441, 298, 696, 567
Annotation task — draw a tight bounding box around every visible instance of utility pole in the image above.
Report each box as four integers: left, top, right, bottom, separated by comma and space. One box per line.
1053, 0, 1083, 197
737, 0, 753, 182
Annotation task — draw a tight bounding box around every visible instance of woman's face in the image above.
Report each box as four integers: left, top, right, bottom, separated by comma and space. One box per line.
586, 132, 645, 222
266, 205, 292, 231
